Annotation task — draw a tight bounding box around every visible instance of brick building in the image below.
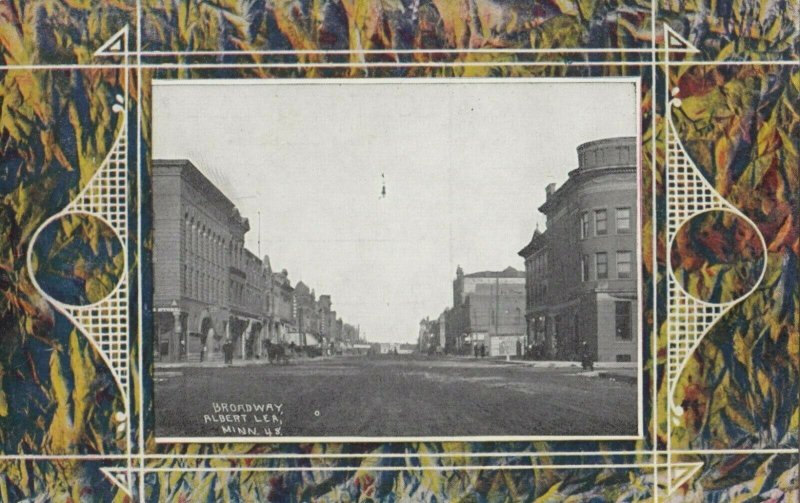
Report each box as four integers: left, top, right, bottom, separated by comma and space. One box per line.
152, 159, 265, 362
518, 137, 639, 362
291, 282, 322, 346
447, 266, 526, 356
268, 267, 296, 344
153, 159, 354, 362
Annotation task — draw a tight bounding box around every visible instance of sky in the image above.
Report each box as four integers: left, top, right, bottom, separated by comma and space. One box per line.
152, 79, 638, 343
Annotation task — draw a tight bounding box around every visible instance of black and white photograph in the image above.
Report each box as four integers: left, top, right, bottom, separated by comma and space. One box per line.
151, 79, 642, 440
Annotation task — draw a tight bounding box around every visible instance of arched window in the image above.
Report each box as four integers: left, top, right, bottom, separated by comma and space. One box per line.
202, 226, 208, 262
193, 222, 199, 257
182, 213, 189, 254
188, 218, 194, 255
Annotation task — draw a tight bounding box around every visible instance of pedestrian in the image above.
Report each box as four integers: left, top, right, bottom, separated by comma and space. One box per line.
480, 344, 486, 358
580, 341, 594, 371
200, 329, 208, 362
223, 337, 233, 365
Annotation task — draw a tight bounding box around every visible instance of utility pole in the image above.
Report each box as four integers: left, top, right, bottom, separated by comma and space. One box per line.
495, 276, 500, 354
257, 210, 261, 258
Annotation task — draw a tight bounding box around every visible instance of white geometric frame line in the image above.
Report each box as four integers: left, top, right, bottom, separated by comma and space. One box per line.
660, 36, 770, 496
24, 101, 132, 416
663, 93, 769, 421
25, 25, 134, 498
127, 22, 700, 501
5, 18, 794, 502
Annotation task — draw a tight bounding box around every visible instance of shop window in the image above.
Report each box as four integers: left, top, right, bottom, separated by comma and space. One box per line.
615, 301, 632, 340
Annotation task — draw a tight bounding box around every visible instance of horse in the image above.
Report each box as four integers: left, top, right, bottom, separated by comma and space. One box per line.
265, 340, 289, 364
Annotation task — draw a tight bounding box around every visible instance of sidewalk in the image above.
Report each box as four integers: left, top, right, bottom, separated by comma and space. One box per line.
451, 355, 638, 383
454, 354, 635, 368
596, 369, 638, 384
155, 353, 337, 370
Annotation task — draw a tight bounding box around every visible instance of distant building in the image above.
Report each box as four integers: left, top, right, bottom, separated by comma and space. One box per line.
418, 317, 440, 352
293, 282, 321, 346
448, 266, 526, 357
269, 268, 296, 344
318, 294, 335, 345
437, 310, 447, 349
375, 342, 415, 354
335, 318, 344, 344
342, 323, 360, 345
519, 137, 639, 362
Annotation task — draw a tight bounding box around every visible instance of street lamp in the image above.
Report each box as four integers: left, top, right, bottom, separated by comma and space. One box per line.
171, 299, 185, 361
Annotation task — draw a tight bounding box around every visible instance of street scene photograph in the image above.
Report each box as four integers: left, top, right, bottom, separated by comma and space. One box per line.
150, 79, 642, 439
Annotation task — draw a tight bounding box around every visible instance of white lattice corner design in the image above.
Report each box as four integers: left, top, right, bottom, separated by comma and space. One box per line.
100, 467, 134, 499
664, 92, 768, 423
26, 93, 131, 435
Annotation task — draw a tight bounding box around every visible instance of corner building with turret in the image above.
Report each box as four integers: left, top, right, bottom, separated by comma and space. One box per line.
518, 137, 639, 363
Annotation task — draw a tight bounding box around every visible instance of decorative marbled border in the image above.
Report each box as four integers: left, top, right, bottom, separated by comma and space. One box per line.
0, 2, 796, 500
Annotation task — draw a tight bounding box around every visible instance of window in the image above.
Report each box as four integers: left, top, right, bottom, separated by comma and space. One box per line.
615, 301, 632, 340
595, 209, 607, 235
187, 219, 194, 254
580, 212, 589, 239
616, 207, 631, 233
616, 354, 632, 362
581, 255, 589, 282
617, 251, 632, 279
596, 252, 608, 279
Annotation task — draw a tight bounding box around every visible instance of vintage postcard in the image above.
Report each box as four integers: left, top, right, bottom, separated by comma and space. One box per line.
150, 78, 643, 442
0, 0, 797, 501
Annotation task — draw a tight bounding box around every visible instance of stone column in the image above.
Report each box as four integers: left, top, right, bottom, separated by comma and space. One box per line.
243, 319, 252, 359
257, 322, 265, 358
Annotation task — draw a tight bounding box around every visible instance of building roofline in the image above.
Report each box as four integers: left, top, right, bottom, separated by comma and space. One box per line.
463, 267, 525, 279
539, 136, 637, 215
538, 165, 636, 215
576, 136, 637, 153
518, 230, 547, 258
153, 159, 236, 211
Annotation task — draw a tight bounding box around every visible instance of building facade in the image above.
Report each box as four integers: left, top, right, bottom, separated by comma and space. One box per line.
447, 266, 526, 356
418, 317, 440, 352
153, 159, 356, 362
292, 282, 323, 346
518, 137, 639, 362
153, 159, 265, 362
518, 228, 548, 355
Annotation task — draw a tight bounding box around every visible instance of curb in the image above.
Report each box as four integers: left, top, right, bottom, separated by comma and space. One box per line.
597, 371, 638, 384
